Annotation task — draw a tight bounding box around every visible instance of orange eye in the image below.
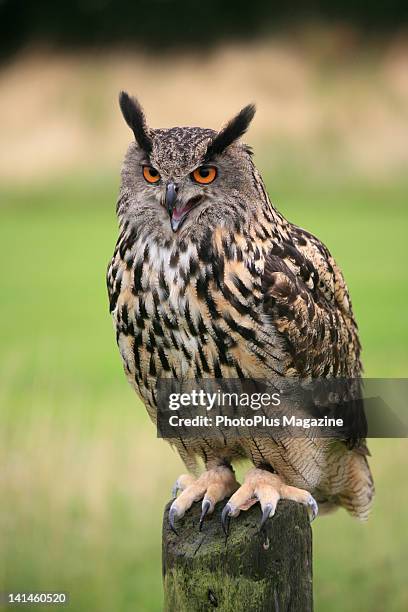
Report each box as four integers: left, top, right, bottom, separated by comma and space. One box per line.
143, 166, 161, 183
192, 166, 217, 184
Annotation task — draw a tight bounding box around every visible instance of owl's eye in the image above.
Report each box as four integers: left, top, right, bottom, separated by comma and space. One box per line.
143, 166, 161, 183
192, 166, 217, 184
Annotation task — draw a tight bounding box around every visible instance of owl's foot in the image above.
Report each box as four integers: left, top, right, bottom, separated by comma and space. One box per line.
169, 466, 239, 534
221, 467, 318, 534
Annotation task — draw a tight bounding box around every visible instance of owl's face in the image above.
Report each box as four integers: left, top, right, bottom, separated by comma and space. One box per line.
118, 93, 258, 240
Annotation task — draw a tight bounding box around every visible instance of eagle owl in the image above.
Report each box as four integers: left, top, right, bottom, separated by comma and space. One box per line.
107, 92, 374, 533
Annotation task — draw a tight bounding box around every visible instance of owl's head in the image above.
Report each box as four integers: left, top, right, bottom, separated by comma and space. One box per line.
118, 92, 259, 238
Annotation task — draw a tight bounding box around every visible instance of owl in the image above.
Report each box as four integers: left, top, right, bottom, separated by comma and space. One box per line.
107, 92, 374, 534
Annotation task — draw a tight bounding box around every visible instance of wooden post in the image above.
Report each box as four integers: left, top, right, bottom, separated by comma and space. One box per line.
162, 499, 313, 612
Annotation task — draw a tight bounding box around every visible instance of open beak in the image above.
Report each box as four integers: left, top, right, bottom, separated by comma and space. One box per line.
165, 182, 202, 232
165, 182, 180, 232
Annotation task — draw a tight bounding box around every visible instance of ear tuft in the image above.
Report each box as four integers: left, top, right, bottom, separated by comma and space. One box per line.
205, 104, 256, 160
119, 91, 152, 154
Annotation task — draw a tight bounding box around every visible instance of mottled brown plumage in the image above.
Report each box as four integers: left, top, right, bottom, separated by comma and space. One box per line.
107, 93, 374, 530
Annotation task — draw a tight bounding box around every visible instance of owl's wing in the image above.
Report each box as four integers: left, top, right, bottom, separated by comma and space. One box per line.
106, 256, 119, 313
263, 225, 361, 378
262, 225, 367, 449
106, 228, 128, 315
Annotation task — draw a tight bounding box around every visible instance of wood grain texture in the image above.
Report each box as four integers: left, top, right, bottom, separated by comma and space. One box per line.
162, 499, 313, 612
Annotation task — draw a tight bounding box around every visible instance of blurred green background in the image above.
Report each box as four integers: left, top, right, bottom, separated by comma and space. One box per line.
0, 4, 408, 611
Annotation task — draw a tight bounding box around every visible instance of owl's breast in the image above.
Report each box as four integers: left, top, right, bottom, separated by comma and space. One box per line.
111, 231, 288, 412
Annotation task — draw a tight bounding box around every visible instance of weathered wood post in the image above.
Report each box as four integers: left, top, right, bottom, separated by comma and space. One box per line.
162, 499, 313, 612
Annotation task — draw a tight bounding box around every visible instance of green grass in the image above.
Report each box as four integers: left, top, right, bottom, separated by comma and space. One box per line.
0, 169, 407, 611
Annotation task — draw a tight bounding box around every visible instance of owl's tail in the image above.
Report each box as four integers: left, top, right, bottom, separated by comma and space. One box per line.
338, 451, 374, 520
322, 445, 375, 520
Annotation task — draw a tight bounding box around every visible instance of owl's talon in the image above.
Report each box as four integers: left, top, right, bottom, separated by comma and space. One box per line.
221, 503, 233, 535
307, 496, 319, 522
259, 503, 275, 530
223, 468, 318, 529
171, 473, 196, 499
199, 499, 211, 531
171, 480, 180, 498
168, 466, 238, 534
168, 505, 179, 535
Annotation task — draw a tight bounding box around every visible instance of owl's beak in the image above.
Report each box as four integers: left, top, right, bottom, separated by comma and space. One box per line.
165, 182, 177, 213
166, 181, 202, 232
165, 182, 180, 231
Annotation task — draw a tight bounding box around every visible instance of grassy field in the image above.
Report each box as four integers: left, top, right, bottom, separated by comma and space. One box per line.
0, 167, 407, 611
